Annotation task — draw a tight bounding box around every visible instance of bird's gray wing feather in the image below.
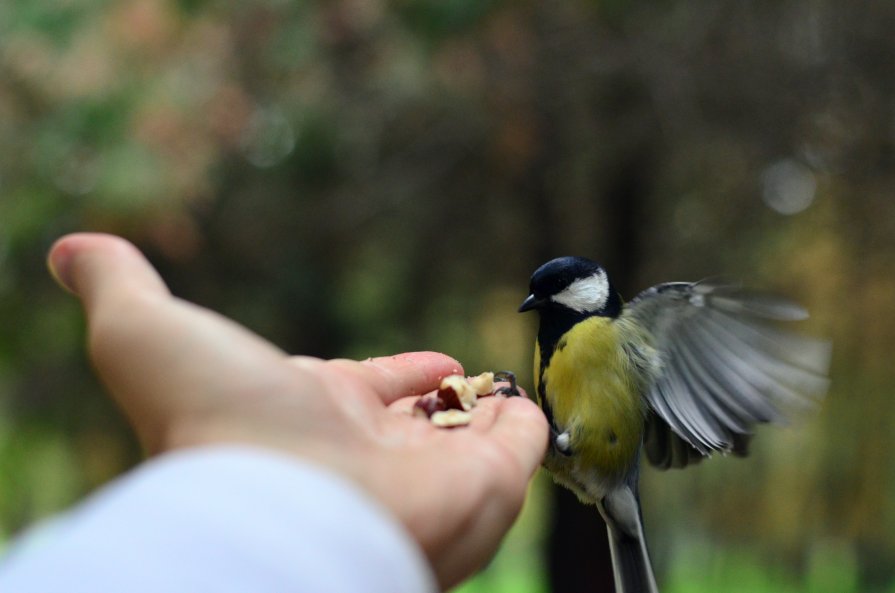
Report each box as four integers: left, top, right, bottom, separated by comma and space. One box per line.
626, 282, 830, 468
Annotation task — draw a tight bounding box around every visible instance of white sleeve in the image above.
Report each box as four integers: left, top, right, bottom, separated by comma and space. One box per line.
0, 446, 437, 593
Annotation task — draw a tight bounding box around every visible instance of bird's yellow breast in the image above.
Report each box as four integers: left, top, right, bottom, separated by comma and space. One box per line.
535, 316, 647, 485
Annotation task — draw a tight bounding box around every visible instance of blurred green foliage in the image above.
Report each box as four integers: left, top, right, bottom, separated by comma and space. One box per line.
2, 0, 895, 591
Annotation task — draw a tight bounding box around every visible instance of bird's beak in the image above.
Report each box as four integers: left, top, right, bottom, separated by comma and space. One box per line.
518, 294, 544, 313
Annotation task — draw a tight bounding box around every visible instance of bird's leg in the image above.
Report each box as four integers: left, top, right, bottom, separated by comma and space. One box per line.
493, 370, 520, 397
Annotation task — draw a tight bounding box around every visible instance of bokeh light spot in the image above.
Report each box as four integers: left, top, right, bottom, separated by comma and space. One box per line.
760, 158, 817, 215
240, 105, 296, 168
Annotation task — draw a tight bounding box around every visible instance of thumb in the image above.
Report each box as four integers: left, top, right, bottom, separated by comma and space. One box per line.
47, 233, 293, 453
48, 233, 170, 311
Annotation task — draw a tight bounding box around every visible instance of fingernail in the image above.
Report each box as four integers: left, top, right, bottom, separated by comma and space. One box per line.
47, 240, 76, 294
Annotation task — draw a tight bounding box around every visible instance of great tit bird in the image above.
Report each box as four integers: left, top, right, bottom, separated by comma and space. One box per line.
519, 256, 830, 593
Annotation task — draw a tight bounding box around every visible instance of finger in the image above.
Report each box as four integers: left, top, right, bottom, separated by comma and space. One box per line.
467, 396, 500, 431
287, 355, 325, 372
427, 395, 545, 589
358, 352, 464, 405
48, 233, 170, 311
48, 233, 292, 452
487, 396, 549, 475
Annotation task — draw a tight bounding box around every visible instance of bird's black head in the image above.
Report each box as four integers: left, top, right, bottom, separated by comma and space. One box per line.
518, 256, 622, 319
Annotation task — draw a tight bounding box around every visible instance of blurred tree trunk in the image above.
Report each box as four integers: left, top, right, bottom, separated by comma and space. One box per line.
548, 485, 615, 593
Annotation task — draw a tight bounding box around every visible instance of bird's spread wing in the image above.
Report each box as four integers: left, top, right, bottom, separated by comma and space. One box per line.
626, 282, 831, 469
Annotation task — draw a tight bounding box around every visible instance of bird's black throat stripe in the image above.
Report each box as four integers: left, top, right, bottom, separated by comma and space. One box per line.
536, 370, 556, 433
535, 308, 593, 449
536, 309, 590, 371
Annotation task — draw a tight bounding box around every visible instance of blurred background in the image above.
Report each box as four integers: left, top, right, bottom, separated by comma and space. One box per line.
1, 0, 893, 591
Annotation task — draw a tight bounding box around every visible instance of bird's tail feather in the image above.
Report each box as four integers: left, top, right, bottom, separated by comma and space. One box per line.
607, 522, 659, 593
602, 485, 659, 593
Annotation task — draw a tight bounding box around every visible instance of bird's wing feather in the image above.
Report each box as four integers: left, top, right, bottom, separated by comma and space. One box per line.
627, 282, 831, 466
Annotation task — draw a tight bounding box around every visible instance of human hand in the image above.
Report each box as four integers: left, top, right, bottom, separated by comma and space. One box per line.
47, 233, 548, 589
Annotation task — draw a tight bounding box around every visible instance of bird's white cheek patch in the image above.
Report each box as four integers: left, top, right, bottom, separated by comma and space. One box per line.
551, 272, 609, 313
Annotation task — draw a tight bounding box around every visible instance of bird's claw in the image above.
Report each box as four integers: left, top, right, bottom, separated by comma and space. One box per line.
493, 370, 520, 397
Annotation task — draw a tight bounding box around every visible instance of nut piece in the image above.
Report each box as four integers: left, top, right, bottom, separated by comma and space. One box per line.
438, 375, 477, 411
413, 370, 507, 426
430, 409, 473, 428
413, 394, 445, 418
468, 372, 495, 397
